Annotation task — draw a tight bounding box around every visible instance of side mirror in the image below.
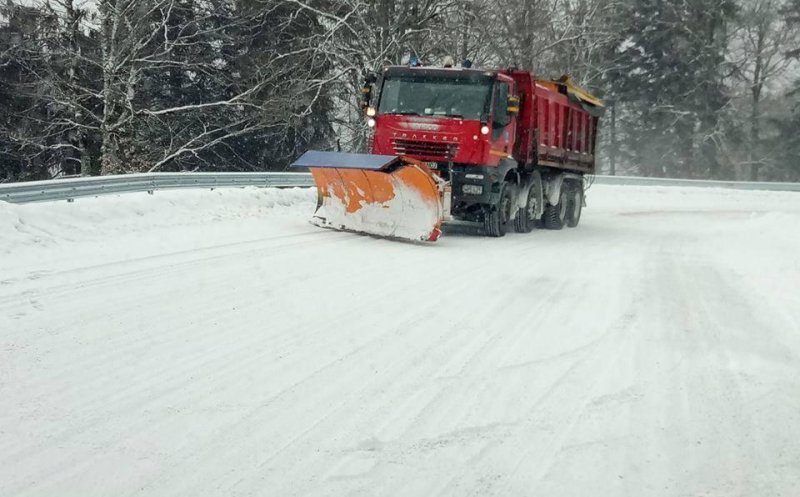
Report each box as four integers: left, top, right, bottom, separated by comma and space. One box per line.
507, 96, 520, 116
361, 85, 372, 111
361, 72, 378, 112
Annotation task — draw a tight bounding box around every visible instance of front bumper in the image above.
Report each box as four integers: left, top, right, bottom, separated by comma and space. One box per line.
450, 165, 503, 207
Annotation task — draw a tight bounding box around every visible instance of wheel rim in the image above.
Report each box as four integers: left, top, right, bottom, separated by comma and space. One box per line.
559, 192, 568, 221
526, 187, 538, 220
501, 190, 512, 224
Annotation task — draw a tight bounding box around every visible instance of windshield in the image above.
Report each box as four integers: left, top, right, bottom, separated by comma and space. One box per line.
378, 74, 492, 120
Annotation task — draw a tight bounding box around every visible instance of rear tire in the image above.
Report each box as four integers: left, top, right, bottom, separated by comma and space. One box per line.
567, 187, 583, 228
484, 182, 513, 237
543, 189, 568, 230
514, 173, 543, 233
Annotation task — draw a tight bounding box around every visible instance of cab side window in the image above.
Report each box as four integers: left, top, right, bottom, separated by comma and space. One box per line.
493, 82, 510, 128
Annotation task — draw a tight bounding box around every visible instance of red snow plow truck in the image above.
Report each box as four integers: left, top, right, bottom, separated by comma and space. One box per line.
292, 63, 604, 242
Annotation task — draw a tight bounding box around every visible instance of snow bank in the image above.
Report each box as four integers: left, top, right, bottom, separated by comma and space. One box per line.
0, 187, 316, 278
587, 183, 800, 213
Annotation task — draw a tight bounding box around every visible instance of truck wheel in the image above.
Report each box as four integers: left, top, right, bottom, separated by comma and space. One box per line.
514, 173, 543, 233
543, 189, 568, 230
567, 188, 583, 228
484, 182, 512, 237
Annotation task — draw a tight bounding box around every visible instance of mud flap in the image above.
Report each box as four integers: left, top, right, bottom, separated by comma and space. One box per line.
292, 151, 444, 242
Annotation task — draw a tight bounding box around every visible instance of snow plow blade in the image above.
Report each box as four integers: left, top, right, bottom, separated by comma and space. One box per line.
292, 151, 443, 242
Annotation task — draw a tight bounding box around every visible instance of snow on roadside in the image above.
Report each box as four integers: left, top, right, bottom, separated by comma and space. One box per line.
586, 183, 800, 213
2, 183, 799, 278
3, 183, 798, 256
0, 187, 317, 278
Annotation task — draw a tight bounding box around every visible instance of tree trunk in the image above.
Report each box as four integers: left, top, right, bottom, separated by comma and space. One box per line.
99, 0, 121, 175
749, 28, 765, 182
65, 0, 86, 176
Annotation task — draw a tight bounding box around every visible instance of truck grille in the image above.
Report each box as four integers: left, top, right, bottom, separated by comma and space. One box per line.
392, 139, 459, 158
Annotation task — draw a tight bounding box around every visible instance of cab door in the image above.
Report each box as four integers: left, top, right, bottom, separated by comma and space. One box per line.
489, 77, 516, 165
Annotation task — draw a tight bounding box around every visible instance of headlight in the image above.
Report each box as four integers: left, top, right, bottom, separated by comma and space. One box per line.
462, 184, 483, 195
480, 125, 490, 135
367, 118, 376, 128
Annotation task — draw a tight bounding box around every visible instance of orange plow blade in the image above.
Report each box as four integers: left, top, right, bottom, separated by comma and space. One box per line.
293, 151, 444, 242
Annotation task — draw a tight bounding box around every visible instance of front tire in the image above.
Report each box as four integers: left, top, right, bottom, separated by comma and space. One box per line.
484, 181, 513, 237
543, 189, 568, 230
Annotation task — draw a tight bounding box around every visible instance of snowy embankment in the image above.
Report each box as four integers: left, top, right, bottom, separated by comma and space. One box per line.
1, 185, 800, 497
0, 188, 317, 280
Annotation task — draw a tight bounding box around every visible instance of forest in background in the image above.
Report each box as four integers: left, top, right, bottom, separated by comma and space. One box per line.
1, 0, 799, 182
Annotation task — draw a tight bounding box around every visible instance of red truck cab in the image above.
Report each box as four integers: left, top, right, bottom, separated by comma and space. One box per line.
370, 66, 517, 168
367, 64, 603, 234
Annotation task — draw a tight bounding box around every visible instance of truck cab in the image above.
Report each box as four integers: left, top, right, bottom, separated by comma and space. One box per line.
371, 66, 517, 167
368, 66, 523, 226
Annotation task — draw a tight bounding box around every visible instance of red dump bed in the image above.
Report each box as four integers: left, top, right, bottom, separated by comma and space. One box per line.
507, 70, 601, 174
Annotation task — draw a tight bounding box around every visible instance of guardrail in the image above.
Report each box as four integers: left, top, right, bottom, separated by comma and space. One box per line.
0, 172, 315, 203
1, 171, 798, 204
592, 174, 800, 191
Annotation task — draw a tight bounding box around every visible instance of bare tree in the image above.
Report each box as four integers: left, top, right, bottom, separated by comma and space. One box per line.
2, 0, 338, 176
730, 0, 800, 180
287, 0, 465, 153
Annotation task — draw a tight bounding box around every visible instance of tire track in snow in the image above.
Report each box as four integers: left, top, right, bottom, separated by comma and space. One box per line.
138, 238, 540, 494
0, 229, 350, 308
619, 246, 800, 496
433, 284, 643, 497
256, 279, 577, 497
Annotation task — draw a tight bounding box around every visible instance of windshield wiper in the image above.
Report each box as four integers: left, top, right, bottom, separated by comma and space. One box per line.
385, 111, 421, 116
443, 114, 464, 118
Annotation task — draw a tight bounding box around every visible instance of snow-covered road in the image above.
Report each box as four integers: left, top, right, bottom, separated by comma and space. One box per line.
2, 184, 799, 497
